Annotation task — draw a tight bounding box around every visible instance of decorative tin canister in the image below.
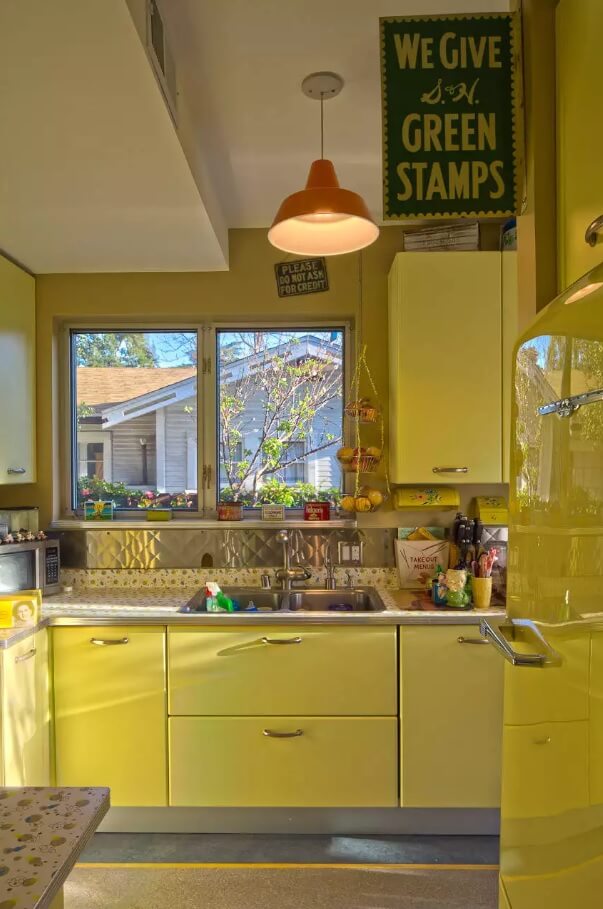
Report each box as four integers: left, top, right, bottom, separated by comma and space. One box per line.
304, 501, 330, 521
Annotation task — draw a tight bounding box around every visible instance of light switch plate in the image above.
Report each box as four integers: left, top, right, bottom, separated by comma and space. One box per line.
337, 540, 364, 566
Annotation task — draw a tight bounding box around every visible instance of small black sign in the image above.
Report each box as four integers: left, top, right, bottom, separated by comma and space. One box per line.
275, 258, 329, 298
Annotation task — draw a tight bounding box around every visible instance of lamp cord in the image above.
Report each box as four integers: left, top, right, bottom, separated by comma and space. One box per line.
320, 92, 324, 159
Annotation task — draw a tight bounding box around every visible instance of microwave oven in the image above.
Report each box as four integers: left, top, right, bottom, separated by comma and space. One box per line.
0, 540, 61, 596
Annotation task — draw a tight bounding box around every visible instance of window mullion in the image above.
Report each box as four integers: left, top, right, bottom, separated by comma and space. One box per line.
201, 324, 218, 516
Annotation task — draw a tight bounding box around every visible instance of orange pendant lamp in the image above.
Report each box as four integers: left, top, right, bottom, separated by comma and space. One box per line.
268, 72, 379, 257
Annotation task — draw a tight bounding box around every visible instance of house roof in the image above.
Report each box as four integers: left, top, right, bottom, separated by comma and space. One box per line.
76, 367, 196, 407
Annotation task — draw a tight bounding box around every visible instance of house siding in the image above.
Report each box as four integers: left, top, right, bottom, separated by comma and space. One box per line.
164, 397, 197, 491
110, 413, 157, 487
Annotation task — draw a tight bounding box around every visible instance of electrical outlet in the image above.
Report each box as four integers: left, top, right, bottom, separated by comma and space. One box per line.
337, 540, 364, 566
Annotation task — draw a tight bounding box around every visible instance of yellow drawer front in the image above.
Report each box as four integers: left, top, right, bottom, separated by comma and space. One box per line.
53, 627, 167, 806
400, 627, 503, 808
501, 721, 589, 820
168, 626, 397, 716
169, 716, 398, 807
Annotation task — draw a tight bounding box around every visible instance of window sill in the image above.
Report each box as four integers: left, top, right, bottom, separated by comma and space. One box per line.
51, 517, 357, 531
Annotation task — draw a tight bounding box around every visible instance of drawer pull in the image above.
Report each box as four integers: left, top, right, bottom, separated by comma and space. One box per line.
585, 214, 603, 247
534, 736, 552, 745
7, 467, 26, 475
432, 466, 468, 474
15, 648, 36, 663
90, 637, 130, 646
263, 729, 303, 739
457, 636, 489, 645
261, 636, 302, 645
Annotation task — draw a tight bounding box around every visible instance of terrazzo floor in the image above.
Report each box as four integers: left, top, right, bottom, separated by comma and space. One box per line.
67, 864, 499, 909
81, 832, 500, 865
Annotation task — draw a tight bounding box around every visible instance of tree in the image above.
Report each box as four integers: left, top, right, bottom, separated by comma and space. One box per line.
218, 332, 343, 505
76, 333, 157, 367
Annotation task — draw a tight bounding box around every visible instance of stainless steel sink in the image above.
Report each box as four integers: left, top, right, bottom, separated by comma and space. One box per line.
179, 586, 385, 614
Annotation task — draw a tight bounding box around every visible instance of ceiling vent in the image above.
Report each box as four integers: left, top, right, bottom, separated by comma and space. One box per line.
146, 0, 178, 124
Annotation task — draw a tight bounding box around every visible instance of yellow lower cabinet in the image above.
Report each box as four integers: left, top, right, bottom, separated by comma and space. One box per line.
501, 721, 589, 820
169, 716, 398, 807
400, 626, 503, 808
53, 627, 167, 806
168, 626, 397, 716
1, 629, 50, 786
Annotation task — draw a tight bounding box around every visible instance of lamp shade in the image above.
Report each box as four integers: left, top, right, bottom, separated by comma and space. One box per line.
268, 159, 379, 256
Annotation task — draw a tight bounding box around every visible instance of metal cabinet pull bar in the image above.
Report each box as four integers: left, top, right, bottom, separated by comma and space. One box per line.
480, 619, 561, 668
432, 466, 468, 473
534, 737, 551, 746
261, 636, 302, 645
457, 636, 489, 645
7, 467, 26, 474
263, 729, 303, 738
15, 648, 36, 663
538, 388, 603, 418
90, 637, 130, 646
585, 214, 603, 247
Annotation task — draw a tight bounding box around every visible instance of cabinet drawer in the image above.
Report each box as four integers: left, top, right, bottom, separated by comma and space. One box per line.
400, 626, 503, 807
168, 626, 397, 716
169, 716, 398, 807
1, 630, 49, 786
53, 627, 167, 807
501, 721, 589, 820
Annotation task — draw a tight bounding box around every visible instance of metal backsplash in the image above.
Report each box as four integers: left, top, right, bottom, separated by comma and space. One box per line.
56, 527, 397, 570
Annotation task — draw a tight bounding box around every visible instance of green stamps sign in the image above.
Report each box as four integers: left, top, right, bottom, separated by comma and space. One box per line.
380, 14, 523, 219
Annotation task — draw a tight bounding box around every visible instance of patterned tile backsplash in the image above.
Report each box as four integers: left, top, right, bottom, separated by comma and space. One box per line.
61, 567, 400, 590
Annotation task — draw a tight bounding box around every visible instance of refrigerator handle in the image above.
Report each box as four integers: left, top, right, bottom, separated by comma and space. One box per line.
480, 618, 562, 668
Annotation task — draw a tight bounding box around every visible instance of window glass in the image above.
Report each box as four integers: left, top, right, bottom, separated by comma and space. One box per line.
217, 329, 344, 507
71, 330, 197, 511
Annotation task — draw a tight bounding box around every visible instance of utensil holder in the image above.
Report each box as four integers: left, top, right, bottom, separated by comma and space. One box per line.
472, 576, 493, 609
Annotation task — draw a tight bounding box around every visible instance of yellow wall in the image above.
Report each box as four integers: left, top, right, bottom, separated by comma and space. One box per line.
0, 228, 406, 526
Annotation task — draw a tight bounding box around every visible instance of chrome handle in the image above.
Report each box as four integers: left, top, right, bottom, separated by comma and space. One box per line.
432, 466, 468, 473
7, 467, 26, 474
480, 619, 561, 668
261, 636, 302, 645
457, 636, 489, 645
534, 736, 551, 746
585, 214, 603, 247
15, 648, 36, 663
263, 729, 303, 738
90, 637, 130, 646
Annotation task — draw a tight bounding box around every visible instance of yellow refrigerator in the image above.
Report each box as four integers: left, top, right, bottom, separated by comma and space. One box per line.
481, 263, 603, 907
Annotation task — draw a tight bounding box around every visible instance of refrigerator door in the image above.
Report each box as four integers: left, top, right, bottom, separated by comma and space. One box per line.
490, 263, 603, 907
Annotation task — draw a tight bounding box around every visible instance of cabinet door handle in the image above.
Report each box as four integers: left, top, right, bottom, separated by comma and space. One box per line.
457, 636, 489, 645
90, 637, 130, 646
432, 466, 468, 474
585, 214, 603, 247
534, 736, 551, 746
15, 647, 36, 663
263, 729, 303, 738
480, 619, 561, 668
261, 636, 302, 645
7, 467, 26, 475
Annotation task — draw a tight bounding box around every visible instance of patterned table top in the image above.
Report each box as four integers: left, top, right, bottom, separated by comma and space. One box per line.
0, 787, 109, 909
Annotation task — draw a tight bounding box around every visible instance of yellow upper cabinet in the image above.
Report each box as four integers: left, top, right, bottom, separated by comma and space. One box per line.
53, 626, 167, 806
557, 0, 603, 286
389, 251, 513, 485
1, 628, 50, 787
168, 626, 397, 717
0, 255, 36, 485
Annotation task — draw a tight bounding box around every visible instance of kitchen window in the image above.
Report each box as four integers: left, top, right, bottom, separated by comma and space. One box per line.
66, 325, 346, 515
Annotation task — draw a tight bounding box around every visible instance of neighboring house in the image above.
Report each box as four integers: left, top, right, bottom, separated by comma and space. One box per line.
77, 338, 343, 497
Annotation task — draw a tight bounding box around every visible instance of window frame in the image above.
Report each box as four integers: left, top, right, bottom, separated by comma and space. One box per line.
59, 320, 352, 520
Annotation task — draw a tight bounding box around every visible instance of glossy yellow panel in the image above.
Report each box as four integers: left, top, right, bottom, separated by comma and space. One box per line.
2, 630, 50, 786
169, 716, 398, 807
400, 626, 503, 808
168, 626, 397, 717
388, 251, 503, 484
0, 254, 36, 484
53, 627, 167, 806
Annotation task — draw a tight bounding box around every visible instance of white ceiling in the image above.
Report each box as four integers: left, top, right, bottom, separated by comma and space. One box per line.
162, 0, 511, 229
0, 0, 511, 273
0, 0, 228, 273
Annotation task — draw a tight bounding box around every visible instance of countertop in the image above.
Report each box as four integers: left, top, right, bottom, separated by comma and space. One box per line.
0, 786, 109, 909
42, 587, 505, 626
0, 621, 49, 651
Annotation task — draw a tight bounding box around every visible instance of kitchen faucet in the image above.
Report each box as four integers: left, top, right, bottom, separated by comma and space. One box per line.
274, 529, 312, 591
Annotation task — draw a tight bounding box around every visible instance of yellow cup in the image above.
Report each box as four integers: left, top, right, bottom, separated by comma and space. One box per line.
472, 577, 493, 609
